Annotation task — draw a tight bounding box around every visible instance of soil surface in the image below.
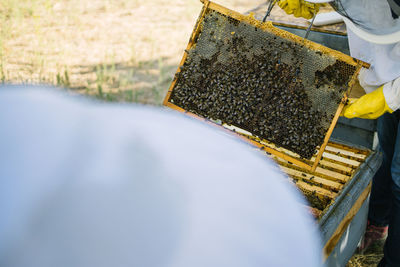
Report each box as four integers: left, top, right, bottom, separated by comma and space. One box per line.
0, 0, 264, 103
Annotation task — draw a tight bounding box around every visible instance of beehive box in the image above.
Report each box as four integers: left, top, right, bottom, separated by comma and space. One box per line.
163, 3, 380, 261
164, 0, 369, 172
271, 141, 369, 217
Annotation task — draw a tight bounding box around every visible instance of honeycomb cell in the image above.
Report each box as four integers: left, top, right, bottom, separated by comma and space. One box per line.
170, 10, 357, 159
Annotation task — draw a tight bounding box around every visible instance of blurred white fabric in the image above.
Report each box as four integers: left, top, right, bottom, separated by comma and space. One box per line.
0, 86, 322, 267
341, 0, 400, 38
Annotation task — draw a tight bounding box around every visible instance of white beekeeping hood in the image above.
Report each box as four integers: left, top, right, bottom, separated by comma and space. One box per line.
310, 0, 400, 44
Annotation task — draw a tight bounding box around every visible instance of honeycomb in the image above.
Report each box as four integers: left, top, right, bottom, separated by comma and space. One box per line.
169, 9, 357, 159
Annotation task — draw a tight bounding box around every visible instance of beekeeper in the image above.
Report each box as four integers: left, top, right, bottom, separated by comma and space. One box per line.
278, 0, 400, 266
0, 86, 322, 267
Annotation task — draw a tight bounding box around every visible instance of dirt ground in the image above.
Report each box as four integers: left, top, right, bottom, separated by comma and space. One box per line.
0, 0, 384, 265
0, 0, 265, 104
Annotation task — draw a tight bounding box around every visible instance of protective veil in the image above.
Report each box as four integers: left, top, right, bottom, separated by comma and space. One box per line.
340, 0, 400, 111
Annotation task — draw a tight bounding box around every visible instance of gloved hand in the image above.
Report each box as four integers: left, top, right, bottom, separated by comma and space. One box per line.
342, 86, 393, 119
278, 0, 321, 19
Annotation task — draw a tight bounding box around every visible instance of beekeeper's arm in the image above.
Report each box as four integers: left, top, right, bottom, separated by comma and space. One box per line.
342, 77, 400, 119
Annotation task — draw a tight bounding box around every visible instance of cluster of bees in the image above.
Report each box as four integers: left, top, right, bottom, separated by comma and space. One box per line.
315, 61, 355, 97
170, 10, 352, 159
300, 188, 331, 211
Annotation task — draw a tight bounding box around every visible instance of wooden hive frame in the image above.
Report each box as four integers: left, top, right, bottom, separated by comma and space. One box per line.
163, 0, 369, 172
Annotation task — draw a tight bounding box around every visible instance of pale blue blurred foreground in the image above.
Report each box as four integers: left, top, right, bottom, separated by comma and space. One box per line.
0, 86, 322, 267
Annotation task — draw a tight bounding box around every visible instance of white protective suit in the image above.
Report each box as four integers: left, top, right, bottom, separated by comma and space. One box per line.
341, 0, 400, 111
0, 86, 322, 267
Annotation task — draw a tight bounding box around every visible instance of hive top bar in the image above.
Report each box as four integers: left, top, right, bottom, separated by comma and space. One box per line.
164, 0, 367, 171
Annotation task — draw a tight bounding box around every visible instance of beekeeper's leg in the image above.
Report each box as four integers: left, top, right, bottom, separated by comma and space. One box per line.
369, 112, 399, 225
381, 111, 400, 266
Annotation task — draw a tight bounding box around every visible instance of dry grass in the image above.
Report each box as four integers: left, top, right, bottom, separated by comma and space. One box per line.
347, 240, 384, 267
0, 0, 264, 104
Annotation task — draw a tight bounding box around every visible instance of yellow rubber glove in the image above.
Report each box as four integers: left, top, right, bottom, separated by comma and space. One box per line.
278, 0, 320, 19
342, 86, 393, 119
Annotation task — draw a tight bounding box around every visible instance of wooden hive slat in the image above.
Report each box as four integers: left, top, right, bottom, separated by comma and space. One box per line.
273, 156, 350, 183
324, 148, 367, 162
280, 166, 343, 192
270, 141, 370, 218
317, 159, 355, 175
295, 181, 337, 199
322, 152, 361, 167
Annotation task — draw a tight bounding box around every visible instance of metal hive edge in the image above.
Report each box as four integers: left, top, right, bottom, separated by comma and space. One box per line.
319, 149, 382, 258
